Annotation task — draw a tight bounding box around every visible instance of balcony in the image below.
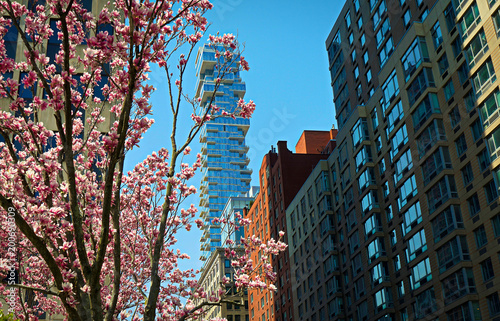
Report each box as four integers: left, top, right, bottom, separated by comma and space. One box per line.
417, 120, 446, 159
412, 93, 441, 132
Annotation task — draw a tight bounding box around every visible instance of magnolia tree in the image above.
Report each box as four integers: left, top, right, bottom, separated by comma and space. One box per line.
0, 0, 286, 320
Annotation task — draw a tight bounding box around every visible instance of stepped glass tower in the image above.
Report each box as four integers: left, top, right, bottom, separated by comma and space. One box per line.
195, 44, 252, 261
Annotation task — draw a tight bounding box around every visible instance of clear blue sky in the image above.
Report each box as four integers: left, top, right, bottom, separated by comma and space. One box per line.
124, 0, 345, 271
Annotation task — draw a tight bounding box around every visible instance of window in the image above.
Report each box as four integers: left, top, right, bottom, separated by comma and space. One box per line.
367, 237, 386, 263
437, 236, 470, 273
372, 0, 387, 29
403, 9, 411, 27
473, 59, 497, 98
458, 62, 470, 85
488, 127, 500, 161
415, 288, 437, 319
352, 50, 357, 63
348, 33, 354, 45
383, 180, 389, 198
431, 21, 443, 49
364, 213, 382, 238
318, 197, 332, 217
327, 31, 341, 63
356, 84, 362, 100
421, 147, 452, 186
461, 163, 474, 186
363, 51, 369, 65
361, 190, 379, 214
459, 2, 481, 39
444, 3, 456, 32
464, 90, 476, 113
355, 146, 373, 171
412, 93, 441, 131
339, 142, 349, 167
374, 288, 392, 311
333, 68, 346, 97
342, 169, 352, 194
382, 70, 399, 112
442, 268, 476, 304
485, 180, 498, 204
438, 54, 449, 76
406, 228, 427, 262
324, 255, 339, 275
354, 276, 367, 302
394, 148, 413, 182
402, 202, 422, 236
398, 175, 417, 210
478, 148, 491, 173
357, 16, 363, 30
315, 171, 330, 197
391, 125, 408, 159
452, 0, 467, 13
444, 79, 455, 101
351, 118, 369, 148
426, 175, 458, 214
402, 37, 429, 82
3, 18, 18, 60
487, 293, 500, 317
376, 19, 391, 48
352, 253, 363, 277
46, 20, 63, 73
410, 257, 432, 290
386, 100, 404, 136
346, 209, 357, 232
390, 229, 397, 246
481, 258, 495, 281
330, 51, 344, 81
432, 205, 463, 242
468, 193, 480, 216
480, 90, 500, 129
379, 158, 386, 174
407, 68, 435, 107
357, 301, 368, 321
359, 167, 376, 192
465, 29, 488, 68
345, 11, 351, 29
452, 36, 463, 59
370, 262, 389, 286
349, 231, 360, 254
474, 225, 488, 249
379, 36, 394, 66
366, 68, 372, 83
455, 134, 467, 157
494, 9, 500, 36
417, 119, 446, 158
376, 136, 382, 152
471, 119, 483, 141
449, 106, 461, 128
492, 214, 500, 237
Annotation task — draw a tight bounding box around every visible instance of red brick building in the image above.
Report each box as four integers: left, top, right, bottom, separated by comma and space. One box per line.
245, 130, 336, 321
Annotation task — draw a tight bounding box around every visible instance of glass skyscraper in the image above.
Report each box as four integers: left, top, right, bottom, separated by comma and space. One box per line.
195, 44, 252, 261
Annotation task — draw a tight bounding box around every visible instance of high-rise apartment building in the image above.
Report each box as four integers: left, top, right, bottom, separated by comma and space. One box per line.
195, 45, 252, 261
295, 0, 500, 320
195, 189, 258, 321
220, 187, 259, 246
195, 247, 249, 321
245, 129, 337, 321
